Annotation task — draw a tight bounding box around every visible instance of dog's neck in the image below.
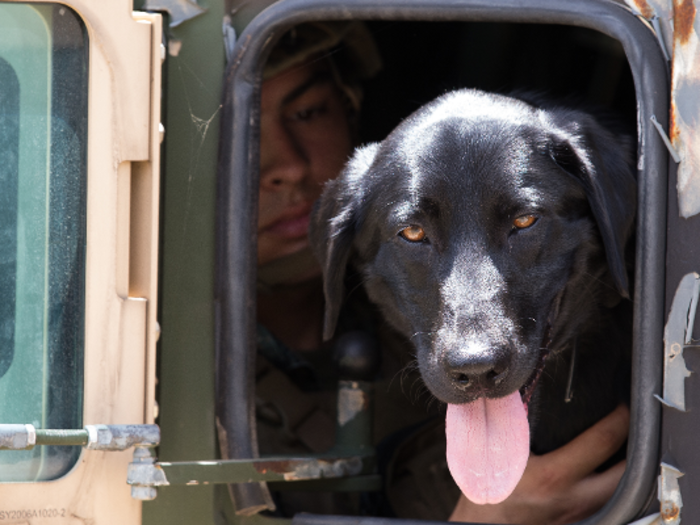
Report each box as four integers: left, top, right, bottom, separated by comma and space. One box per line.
530, 298, 632, 454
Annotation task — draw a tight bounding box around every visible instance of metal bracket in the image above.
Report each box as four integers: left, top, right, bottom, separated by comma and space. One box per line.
649, 16, 671, 62
125, 455, 371, 501
85, 424, 160, 450
655, 273, 700, 411
650, 115, 681, 164
128, 446, 169, 501
223, 15, 237, 63
626, 3, 670, 62
0, 423, 160, 451
0, 424, 36, 450
658, 462, 684, 524
628, 513, 661, 525
0, 423, 161, 501
129, 455, 367, 484
0, 424, 160, 450
143, 0, 206, 28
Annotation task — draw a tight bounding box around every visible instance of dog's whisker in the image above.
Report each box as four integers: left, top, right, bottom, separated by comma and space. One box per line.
394, 358, 421, 398
410, 331, 436, 342
581, 270, 618, 293
346, 279, 366, 298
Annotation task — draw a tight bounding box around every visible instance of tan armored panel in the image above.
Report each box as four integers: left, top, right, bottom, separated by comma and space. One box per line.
0, 1, 162, 523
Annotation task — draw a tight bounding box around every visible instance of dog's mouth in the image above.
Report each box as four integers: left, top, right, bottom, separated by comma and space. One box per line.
519, 347, 551, 407
519, 325, 552, 407
445, 325, 553, 506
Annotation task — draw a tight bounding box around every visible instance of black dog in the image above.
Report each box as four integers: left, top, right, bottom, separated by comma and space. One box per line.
310, 89, 635, 503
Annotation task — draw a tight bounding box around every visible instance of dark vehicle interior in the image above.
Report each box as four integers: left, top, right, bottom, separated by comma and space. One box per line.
360, 21, 636, 144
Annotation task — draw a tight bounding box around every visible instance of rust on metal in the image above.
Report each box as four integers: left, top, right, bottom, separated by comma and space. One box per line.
658, 462, 684, 525
252, 457, 363, 479
674, 0, 696, 46
630, 0, 655, 18
254, 460, 294, 475
283, 457, 363, 481
669, 101, 679, 143
670, 0, 700, 217
661, 502, 680, 521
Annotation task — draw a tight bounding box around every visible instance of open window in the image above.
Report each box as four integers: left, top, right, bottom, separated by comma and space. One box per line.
216, 1, 669, 524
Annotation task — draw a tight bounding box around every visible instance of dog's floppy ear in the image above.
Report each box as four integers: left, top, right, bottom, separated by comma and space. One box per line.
547, 110, 636, 298
309, 143, 380, 340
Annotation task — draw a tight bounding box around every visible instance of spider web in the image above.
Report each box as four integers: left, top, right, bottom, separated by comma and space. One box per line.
174, 56, 222, 238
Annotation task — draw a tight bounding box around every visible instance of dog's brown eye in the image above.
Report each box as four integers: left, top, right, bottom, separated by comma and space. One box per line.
513, 215, 537, 229
400, 225, 426, 242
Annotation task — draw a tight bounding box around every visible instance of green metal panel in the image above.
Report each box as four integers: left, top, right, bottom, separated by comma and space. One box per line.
229, 1, 276, 34
140, 0, 229, 522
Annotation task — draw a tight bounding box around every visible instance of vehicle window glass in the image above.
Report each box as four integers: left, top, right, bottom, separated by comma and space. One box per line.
0, 2, 88, 482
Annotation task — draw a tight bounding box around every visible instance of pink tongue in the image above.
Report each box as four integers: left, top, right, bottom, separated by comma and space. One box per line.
445, 391, 530, 505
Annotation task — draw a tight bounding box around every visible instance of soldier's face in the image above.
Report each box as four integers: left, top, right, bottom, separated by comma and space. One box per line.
257, 61, 353, 268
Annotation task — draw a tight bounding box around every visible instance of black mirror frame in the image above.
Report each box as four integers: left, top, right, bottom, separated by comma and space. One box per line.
215, 1, 669, 523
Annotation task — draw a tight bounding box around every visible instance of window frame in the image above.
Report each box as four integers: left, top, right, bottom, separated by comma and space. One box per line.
216, 1, 669, 522
0, 3, 89, 482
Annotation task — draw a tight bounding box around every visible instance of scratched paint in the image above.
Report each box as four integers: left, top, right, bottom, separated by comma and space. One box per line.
633, 0, 657, 18
254, 459, 293, 474
659, 463, 684, 525
675, 0, 697, 45
626, 0, 700, 217
671, 0, 697, 142
625, 0, 674, 53
337, 384, 368, 426
661, 502, 680, 521
671, 0, 700, 216
283, 457, 363, 481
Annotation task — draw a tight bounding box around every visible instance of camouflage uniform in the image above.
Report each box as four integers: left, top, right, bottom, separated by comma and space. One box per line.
255, 283, 460, 519
255, 24, 460, 519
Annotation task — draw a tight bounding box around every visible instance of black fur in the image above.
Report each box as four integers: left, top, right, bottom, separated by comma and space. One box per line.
310, 89, 635, 453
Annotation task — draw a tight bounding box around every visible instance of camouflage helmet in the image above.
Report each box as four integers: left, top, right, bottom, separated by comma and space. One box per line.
263, 21, 382, 112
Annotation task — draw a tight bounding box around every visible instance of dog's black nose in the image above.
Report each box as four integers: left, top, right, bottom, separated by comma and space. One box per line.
445, 349, 510, 391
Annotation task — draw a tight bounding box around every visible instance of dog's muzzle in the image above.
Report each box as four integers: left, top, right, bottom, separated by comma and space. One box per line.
422, 324, 550, 406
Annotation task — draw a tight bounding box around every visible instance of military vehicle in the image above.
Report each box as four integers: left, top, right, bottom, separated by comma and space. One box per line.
0, 0, 698, 524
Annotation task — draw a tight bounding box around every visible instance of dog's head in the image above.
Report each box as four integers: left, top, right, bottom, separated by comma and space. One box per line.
310, 89, 635, 407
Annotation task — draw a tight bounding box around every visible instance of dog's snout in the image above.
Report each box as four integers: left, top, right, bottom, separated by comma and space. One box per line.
445, 348, 511, 391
